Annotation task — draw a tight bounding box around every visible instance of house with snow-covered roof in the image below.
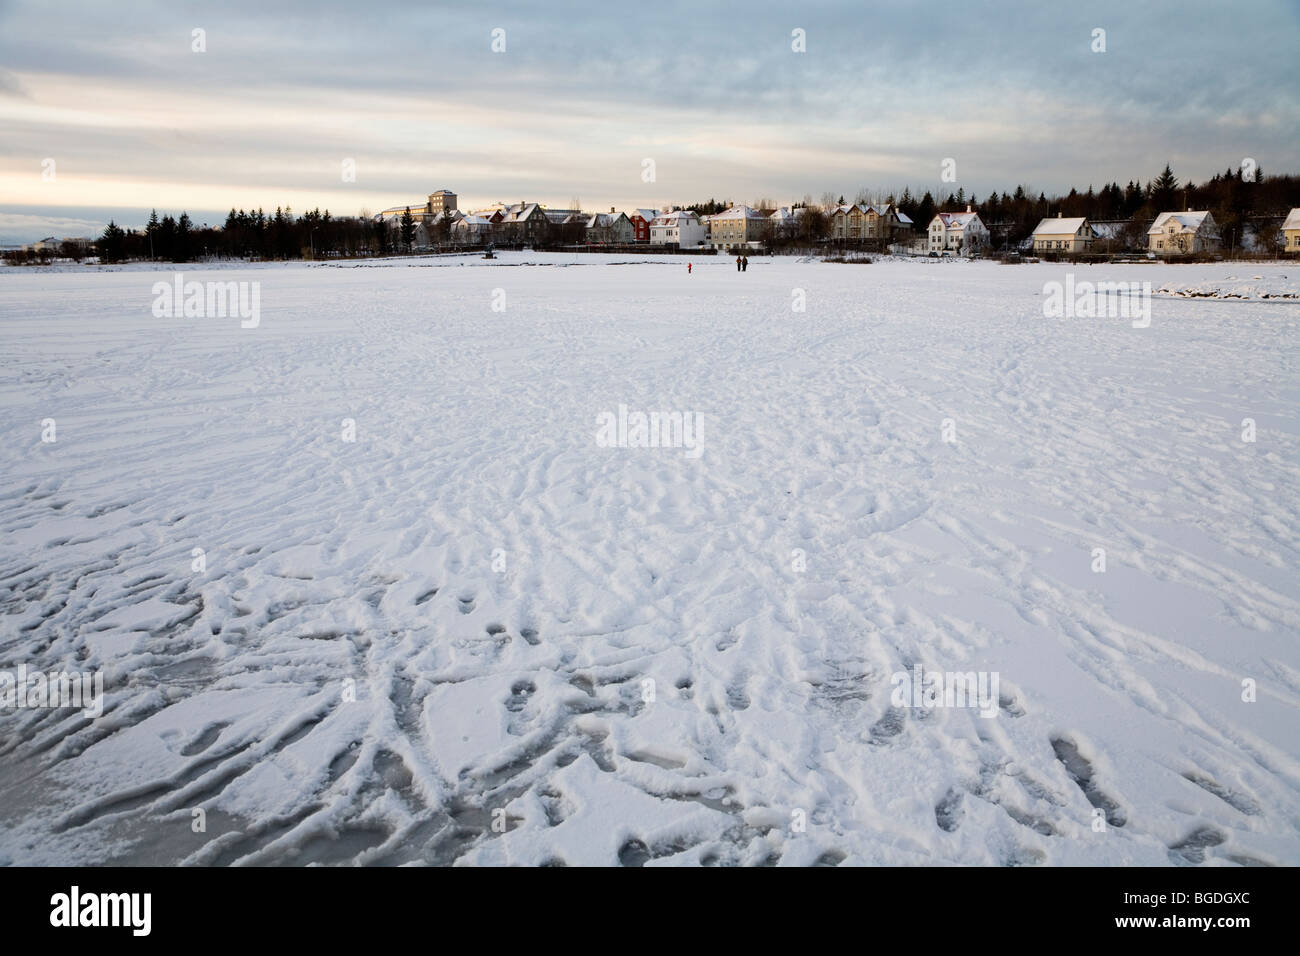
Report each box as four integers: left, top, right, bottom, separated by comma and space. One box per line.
650, 210, 707, 248
927, 206, 989, 253
829, 203, 867, 241
453, 214, 493, 244
628, 209, 660, 243
1032, 213, 1096, 254
584, 211, 635, 244
865, 204, 912, 243
706, 204, 770, 249
768, 206, 806, 240
496, 202, 550, 243
832, 203, 914, 245
1148, 210, 1219, 255
1282, 208, 1300, 255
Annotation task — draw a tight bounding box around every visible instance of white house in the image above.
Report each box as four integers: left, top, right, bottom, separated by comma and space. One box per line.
452, 214, 493, 244
1148, 210, 1219, 255
768, 206, 805, 239
927, 206, 989, 253
1031, 214, 1096, 254
650, 210, 707, 248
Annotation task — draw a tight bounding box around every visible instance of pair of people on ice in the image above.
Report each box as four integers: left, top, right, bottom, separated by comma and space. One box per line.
735, 255, 749, 272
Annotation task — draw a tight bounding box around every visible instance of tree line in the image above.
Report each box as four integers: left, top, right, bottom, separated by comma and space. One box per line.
4, 163, 1296, 265
89, 207, 397, 263
890, 165, 1299, 251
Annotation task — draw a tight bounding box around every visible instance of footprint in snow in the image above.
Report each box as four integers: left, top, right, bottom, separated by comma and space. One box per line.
1050, 736, 1125, 827
935, 788, 964, 832
1168, 825, 1226, 866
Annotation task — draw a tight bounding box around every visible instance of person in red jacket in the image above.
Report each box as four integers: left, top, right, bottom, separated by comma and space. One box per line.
688, 262, 692, 274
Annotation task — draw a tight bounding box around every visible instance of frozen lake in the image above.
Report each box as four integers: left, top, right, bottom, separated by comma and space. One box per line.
1, 252, 1297, 865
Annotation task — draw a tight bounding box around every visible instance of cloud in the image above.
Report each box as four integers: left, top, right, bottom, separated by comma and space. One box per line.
0, 0, 1296, 239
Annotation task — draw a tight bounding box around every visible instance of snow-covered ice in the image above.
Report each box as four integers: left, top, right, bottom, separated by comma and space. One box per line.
1, 252, 1297, 866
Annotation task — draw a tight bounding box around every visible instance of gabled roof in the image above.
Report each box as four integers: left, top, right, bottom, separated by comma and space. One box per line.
500, 203, 545, 223
631, 208, 659, 222
1281, 208, 1300, 231
651, 210, 700, 225
710, 204, 767, 221
870, 204, 912, 224
1148, 211, 1211, 235
770, 206, 805, 221
934, 211, 981, 229
1032, 216, 1091, 237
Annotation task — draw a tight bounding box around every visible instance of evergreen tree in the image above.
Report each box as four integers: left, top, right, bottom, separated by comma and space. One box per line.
177, 212, 192, 261
1152, 164, 1178, 209
98, 220, 127, 263
915, 191, 936, 229
400, 206, 416, 252
146, 209, 160, 259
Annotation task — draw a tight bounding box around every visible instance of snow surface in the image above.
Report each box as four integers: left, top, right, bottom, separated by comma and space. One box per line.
1, 252, 1298, 866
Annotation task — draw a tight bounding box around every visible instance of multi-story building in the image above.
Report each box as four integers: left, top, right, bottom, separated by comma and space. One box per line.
768, 206, 803, 240
830, 203, 912, 245
1147, 211, 1219, 255
830, 203, 867, 241
629, 209, 659, 243
649, 210, 707, 248
495, 203, 552, 244
927, 206, 989, 253
427, 190, 457, 215
453, 214, 493, 244
706, 204, 770, 249
584, 211, 636, 244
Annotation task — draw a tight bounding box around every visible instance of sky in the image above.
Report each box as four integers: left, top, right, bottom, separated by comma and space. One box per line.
1, 0, 1297, 243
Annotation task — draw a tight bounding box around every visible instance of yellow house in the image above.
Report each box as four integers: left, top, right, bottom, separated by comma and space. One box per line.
1032, 214, 1095, 253
707, 205, 769, 248
1148, 210, 1219, 255
830, 203, 866, 241
1284, 208, 1300, 255
831, 203, 912, 243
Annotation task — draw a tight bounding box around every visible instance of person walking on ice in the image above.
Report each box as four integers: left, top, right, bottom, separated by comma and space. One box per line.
736, 255, 742, 272
688, 262, 692, 274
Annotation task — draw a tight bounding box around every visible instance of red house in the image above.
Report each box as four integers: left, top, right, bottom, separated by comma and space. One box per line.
629, 208, 658, 243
